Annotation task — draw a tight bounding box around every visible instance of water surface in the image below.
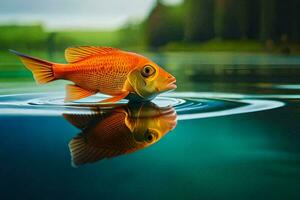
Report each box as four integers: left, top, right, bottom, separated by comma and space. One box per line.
0, 52, 300, 200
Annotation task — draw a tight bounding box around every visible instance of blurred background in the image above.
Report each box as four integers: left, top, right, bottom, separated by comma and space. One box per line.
0, 0, 300, 91
1, 0, 300, 52
1, 2, 300, 199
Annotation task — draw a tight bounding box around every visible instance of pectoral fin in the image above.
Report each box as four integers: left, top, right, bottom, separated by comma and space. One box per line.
100, 91, 129, 103
69, 132, 126, 167
65, 84, 96, 102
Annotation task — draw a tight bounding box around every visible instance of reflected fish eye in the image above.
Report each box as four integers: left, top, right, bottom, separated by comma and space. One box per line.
147, 134, 153, 141
144, 130, 155, 143
141, 65, 156, 78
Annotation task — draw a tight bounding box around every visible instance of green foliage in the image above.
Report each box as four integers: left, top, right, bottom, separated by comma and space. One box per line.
118, 22, 146, 48
0, 24, 146, 54
0, 0, 300, 54
0, 25, 48, 50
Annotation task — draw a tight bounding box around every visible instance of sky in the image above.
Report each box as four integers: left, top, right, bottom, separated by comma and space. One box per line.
0, 0, 183, 30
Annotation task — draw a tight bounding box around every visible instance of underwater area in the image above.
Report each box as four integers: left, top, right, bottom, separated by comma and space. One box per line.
0, 52, 299, 200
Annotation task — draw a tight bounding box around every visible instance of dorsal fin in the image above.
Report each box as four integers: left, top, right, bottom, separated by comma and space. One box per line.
65, 46, 120, 63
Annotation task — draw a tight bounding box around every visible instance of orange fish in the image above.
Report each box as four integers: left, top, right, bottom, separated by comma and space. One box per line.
10, 47, 177, 102
64, 102, 177, 166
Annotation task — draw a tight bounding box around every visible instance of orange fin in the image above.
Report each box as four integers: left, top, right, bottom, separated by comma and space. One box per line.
100, 91, 129, 103
69, 134, 101, 167
65, 46, 120, 63
9, 49, 55, 84
69, 133, 124, 167
65, 84, 96, 102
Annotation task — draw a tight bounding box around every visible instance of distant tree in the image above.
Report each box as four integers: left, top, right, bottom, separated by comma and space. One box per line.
291, 0, 300, 42
235, 0, 260, 39
144, 0, 300, 47
260, 0, 300, 42
260, 0, 277, 41
214, 0, 260, 40
184, 0, 215, 42
214, 0, 240, 39
276, 0, 292, 39
47, 32, 57, 58
214, 0, 226, 39
275, 0, 300, 42
146, 0, 184, 48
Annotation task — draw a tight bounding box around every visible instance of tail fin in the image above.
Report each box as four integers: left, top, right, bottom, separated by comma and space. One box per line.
9, 49, 56, 84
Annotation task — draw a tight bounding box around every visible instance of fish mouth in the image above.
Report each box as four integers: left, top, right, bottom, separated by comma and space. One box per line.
165, 78, 177, 91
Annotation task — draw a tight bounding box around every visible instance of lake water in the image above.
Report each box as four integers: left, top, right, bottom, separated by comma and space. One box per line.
0, 52, 300, 200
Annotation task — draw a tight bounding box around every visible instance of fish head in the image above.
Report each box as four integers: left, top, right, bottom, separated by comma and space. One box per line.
126, 103, 177, 146
128, 61, 177, 100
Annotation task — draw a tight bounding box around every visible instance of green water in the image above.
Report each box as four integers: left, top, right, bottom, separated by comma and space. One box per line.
0, 52, 299, 200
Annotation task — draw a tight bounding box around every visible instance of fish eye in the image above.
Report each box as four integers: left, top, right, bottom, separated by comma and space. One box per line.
141, 65, 156, 78
144, 130, 155, 143
147, 134, 153, 141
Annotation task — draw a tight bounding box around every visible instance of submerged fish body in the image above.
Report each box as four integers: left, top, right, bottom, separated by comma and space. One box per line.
10, 47, 177, 102
64, 102, 177, 167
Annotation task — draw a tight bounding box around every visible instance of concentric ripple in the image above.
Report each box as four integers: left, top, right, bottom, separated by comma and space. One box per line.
0, 92, 285, 120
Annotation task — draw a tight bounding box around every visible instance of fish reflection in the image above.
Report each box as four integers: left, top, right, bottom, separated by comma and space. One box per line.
63, 102, 177, 167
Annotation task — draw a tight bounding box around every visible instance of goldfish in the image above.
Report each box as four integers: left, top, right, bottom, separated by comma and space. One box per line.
10, 46, 177, 102
64, 102, 177, 166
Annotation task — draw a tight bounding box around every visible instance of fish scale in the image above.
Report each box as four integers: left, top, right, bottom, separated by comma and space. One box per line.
65, 53, 139, 95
